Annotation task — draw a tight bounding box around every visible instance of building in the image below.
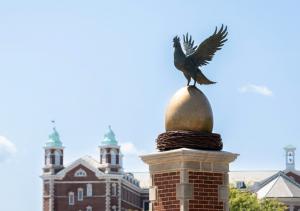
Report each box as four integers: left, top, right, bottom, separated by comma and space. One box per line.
230, 145, 300, 210
41, 126, 149, 211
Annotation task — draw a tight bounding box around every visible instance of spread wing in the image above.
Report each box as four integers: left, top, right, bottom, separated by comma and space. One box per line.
188, 25, 228, 67
183, 33, 197, 56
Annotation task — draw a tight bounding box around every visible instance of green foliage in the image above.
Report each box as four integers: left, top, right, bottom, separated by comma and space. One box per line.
229, 188, 287, 211
260, 198, 287, 211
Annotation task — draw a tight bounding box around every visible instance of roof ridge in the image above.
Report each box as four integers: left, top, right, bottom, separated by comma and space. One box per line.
264, 174, 280, 197
257, 171, 282, 189
279, 171, 300, 189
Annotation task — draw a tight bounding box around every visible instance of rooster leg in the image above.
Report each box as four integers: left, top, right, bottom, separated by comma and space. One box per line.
187, 80, 191, 86
193, 79, 196, 86
184, 73, 191, 86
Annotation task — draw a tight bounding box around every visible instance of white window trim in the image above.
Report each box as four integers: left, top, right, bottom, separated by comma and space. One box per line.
74, 168, 87, 177
68, 192, 74, 205
78, 188, 84, 201
86, 184, 93, 197
46, 151, 51, 165
86, 206, 92, 211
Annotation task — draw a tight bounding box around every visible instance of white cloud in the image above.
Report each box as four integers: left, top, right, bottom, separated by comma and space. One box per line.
0, 136, 17, 162
239, 84, 273, 96
119, 142, 149, 173
120, 142, 145, 156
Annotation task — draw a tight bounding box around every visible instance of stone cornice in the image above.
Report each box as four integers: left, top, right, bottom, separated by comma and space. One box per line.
140, 148, 238, 173
141, 148, 238, 164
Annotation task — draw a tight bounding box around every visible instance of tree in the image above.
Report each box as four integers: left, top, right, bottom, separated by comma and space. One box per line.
260, 198, 288, 211
229, 188, 287, 211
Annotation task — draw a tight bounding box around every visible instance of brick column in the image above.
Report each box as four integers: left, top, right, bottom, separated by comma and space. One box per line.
141, 148, 238, 211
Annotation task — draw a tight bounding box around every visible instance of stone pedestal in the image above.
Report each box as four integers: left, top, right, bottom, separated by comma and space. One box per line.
141, 148, 238, 211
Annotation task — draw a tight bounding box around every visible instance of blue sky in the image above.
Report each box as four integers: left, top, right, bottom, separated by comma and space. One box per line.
1, 0, 300, 210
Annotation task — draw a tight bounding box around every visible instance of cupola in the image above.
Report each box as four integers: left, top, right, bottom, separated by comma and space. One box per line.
99, 126, 123, 174
43, 126, 64, 174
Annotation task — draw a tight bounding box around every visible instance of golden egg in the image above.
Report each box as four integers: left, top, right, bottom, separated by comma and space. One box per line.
165, 86, 213, 132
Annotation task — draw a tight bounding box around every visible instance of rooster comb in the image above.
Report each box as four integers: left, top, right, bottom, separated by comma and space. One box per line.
173, 36, 180, 42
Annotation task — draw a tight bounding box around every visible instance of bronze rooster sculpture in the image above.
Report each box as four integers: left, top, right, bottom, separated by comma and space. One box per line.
173, 25, 228, 86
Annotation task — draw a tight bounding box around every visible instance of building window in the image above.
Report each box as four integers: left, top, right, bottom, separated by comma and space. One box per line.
111, 183, 117, 196
86, 184, 93, 197
143, 200, 150, 211
68, 192, 74, 205
60, 155, 63, 165
111, 150, 116, 164
78, 188, 83, 201
50, 154, 55, 165
54, 150, 62, 166
106, 153, 111, 164
112, 205, 117, 211
74, 169, 87, 177
116, 154, 119, 164
86, 206, 92, 211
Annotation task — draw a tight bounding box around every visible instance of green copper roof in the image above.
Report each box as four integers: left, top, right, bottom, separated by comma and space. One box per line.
101, 126, 118, 146
284, 145, 296, 150
45, 127, 63, 148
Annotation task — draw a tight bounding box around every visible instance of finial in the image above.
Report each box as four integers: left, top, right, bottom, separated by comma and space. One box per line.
45, 120, 63, 147
51, 120, 56, 129
173, 25, 227, 86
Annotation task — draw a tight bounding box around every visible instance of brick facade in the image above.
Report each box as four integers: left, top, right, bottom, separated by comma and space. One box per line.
152, 172, 180, 211
189, 171, 224, 211
121, 183, 149, 211
43, 198, 49, 211
42, 127, 149, 211
286, 171, 300, 184
141, 148, 238, 211
42, 162, 149, 211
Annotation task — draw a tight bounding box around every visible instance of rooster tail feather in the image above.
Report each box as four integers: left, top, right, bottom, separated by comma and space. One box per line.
196, 70, 216, 85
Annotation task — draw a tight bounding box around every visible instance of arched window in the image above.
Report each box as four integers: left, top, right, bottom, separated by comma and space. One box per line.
86, 184, 93, 197
111, 183, 117, 196
116, 154, 119, 164
74, 169, 87, 177
50, 153, 55, 165
68, 192, 74, 205
86, 206, 92, 211
106, 153, 111, 164
78, 188, 83, 201
111, 150, 116, 165
54, 150, 61, 165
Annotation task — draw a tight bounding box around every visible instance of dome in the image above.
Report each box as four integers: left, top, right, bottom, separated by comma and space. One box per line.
45, 127, 63, 148
101, 126, 118, 146
165, 86, 213, 132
